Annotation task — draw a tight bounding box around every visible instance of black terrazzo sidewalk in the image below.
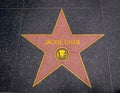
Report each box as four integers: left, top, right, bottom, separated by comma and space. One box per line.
0, 0, 120, 93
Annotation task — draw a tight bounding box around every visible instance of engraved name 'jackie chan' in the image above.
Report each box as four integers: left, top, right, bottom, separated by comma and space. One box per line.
44, 39, 80, 45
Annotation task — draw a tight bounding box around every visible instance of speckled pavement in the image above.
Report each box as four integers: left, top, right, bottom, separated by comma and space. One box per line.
0, 0, 120, 93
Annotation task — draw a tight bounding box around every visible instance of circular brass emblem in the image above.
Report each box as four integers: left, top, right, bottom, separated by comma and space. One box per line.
55, 47, 69, 61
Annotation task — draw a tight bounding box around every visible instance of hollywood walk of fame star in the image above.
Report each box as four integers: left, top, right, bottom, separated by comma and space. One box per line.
21, 9, 104, 88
